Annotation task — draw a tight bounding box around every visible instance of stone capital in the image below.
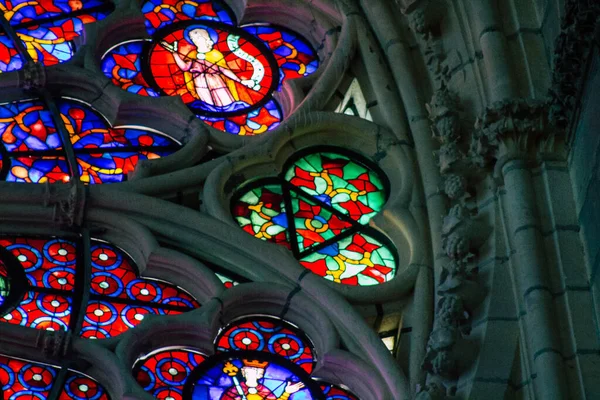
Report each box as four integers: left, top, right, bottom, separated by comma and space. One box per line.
468, 99, 555, 171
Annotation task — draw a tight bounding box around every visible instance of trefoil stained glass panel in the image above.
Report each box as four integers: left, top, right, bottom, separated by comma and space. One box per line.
232, 148, 397, 286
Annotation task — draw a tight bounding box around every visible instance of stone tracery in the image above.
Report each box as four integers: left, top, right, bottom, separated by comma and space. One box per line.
0, 0, 596, 399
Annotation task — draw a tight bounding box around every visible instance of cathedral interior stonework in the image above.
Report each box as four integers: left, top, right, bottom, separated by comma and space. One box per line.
0, 0, 598, 399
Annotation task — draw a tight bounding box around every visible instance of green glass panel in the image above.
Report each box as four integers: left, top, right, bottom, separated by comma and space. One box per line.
232, 183, 291, 249
285, 152, 386, 224
299, 232, 396, 286
290, 191, 353, 253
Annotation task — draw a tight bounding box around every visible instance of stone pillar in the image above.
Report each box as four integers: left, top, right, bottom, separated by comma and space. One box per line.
471, 100, 567, 399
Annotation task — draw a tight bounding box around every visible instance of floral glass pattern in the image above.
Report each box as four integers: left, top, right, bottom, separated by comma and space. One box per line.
232, 149, 396, 286
215, 316, 316, 374
100, 0, 318, 136
133, 316, 361, 400
0, 354, 110, 399
0, 237, 77, 331
0, 236, 200, 338
0, 0, 114, 72
0, 97, 180, 184
133, 347, 206, 400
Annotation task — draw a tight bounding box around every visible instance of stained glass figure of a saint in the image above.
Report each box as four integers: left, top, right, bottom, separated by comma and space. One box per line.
187, 354, 319, 400
101, 0, 319, 135
148, 21, 278, 116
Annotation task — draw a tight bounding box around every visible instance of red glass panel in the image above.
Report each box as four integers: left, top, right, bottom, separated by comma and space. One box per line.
59, 370, 110, 400
0, 237, 77, 291
216, 317, 316, 374
320, 383, 359, 400
148, 22, 277, 116
134, 347, 206, 400
80, 300, 184, 339
0, 354, 57, 398
1, 291, 72, 330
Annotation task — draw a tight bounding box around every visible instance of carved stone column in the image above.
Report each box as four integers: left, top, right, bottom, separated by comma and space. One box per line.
470, 100, 567, 400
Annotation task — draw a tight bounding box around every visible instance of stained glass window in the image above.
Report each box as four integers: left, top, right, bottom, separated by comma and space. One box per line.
215, 316, 316, 374
141, 0, 235, 35
335, 79, 373, 121
215, 273, 238, 289
187, 353, 321, 399
134, 316, 362, 400
0, 236, 200, 338
0, 97, 180, 184
133, 347, 206, 400
0, 0, 114, 72
320, 383, 360, 400
100, 0, 319, 136
232, 148, 397, 286
0, 353, 110, 399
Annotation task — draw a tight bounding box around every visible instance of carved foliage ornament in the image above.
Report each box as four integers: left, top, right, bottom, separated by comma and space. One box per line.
548, 0, 600, 131
469, 99, 551, 168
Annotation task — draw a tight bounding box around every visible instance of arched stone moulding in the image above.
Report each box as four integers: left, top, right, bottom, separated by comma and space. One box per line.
81, 0, 344, 153
83, 210, 225, 300
115, 282, 400, 399
0, 207, 223, 340
0, 206, 223, 300
0, 183, 408, 395
201, 111, 423, 302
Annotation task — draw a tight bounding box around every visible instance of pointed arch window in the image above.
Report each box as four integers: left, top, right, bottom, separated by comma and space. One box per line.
0, 0, 114, 72
100, 0, 319, 136
0, 236, 200, 338
132, 315, 361, 400
232, 148, 397, 286
335, 79, 373, 121
0, 353, 110, 399
0, 97, 180, 184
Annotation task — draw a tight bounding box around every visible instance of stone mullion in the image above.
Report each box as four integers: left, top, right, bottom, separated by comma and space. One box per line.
70, 229, 92, 335
47, 368, 69, 400
39, 91, 82, 182
499, 158, 568, 400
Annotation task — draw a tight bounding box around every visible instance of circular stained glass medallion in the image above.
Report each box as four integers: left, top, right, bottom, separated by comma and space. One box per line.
184, 351, 323, 400
147, 21, 279, 117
